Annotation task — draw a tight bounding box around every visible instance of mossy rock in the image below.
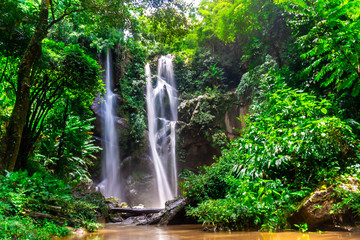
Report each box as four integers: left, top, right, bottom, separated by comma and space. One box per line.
289, 176, 360, 231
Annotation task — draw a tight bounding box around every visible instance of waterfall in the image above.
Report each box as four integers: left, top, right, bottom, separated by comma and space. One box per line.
146, 56, 178, 207
98, 49, 122, 199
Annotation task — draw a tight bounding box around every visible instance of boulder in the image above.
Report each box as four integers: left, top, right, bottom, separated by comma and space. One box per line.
289, 177, 360, 231
105, 198, 128, 209
109, 213, 124, 223
138, 198, 194, 225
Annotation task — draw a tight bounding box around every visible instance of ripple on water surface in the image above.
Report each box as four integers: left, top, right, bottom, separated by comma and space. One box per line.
59, 224, 360, 240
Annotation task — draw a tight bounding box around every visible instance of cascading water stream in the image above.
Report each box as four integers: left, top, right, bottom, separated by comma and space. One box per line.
146, 56, 178, 207
98, 49, 122, 199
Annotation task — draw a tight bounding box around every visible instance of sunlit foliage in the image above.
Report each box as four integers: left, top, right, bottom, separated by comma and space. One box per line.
275, 0, 360, 96
183, 61, 360, 230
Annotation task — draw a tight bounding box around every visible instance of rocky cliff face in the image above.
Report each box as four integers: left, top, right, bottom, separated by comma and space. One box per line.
177, 91, 250, 172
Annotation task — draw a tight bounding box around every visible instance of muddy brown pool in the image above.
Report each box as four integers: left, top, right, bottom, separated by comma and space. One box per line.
60, 224, 360, 240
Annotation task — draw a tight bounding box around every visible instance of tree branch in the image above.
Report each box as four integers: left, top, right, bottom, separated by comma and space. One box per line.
47, 8, 85, 30
8, 76, 16, 93
29, 51, 42, 85
50, 0, 55, 22
0, 54, 10, 84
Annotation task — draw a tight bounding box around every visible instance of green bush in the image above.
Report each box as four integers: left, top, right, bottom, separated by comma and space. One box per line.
0, 215, 70, 240
180, 162, 231, 203
0, 170, 104, 238
233, 82, 358, 188
187, 177, 296, 231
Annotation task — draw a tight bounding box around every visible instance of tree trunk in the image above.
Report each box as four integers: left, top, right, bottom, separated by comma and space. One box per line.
55, 100, 70, 176
0, 0, 50, 172
15, 123, 34, 171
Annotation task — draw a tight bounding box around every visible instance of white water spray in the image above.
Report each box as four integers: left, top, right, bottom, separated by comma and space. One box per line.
98, 49, 122, 199
146, 56, 178, 207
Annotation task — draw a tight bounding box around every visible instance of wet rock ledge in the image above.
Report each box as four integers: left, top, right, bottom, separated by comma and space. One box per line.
106, 198, 193, 225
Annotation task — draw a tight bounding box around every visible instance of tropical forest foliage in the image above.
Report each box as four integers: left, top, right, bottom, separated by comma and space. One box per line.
180, 0, 360, 231
0, 0, 359, 237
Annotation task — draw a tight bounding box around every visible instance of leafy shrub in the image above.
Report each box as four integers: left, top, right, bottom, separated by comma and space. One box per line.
0, 215, 70, 240
181, 160, 232, 203
233, 80, 358, 188
34, 115, 101, 184
0, 170, 104, 238
187, 177, 296, 231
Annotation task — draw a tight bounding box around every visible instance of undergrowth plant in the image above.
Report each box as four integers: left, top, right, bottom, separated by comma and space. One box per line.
0, 171, 105, 239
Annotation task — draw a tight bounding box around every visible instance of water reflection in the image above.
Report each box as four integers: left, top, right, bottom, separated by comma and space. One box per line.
61, 224, 360, 240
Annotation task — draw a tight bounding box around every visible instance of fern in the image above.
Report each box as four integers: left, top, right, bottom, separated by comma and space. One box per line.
276, 0, 360, 96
